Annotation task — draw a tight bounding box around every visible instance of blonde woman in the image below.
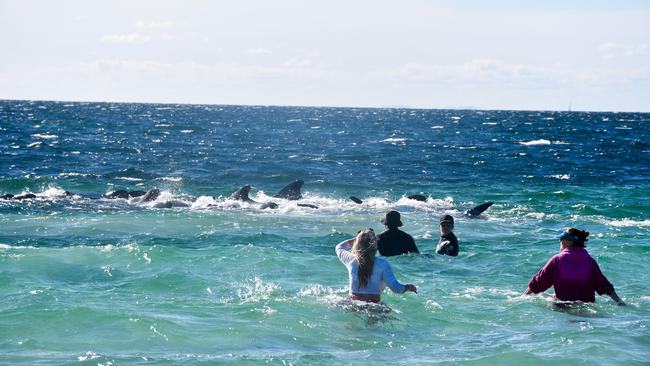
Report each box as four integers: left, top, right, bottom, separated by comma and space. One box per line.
336, 228, 417, 303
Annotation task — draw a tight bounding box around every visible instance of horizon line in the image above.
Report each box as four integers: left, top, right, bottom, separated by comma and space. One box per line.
1, 97, 648, 114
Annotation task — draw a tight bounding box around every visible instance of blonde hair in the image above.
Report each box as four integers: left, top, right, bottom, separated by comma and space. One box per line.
353, 228, 377, 287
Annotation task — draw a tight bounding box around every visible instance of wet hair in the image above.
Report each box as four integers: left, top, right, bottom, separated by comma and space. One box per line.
566, 228, 589, 247
352, 228, 377, 288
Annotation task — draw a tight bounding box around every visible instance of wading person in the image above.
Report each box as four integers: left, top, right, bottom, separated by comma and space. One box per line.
376, 210, 419, 256
436, 214, 458, 256
336, 228, 417, 303
524, 228, 624, 305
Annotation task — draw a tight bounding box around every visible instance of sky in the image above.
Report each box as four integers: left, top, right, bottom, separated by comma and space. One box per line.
1, 0, 649, 112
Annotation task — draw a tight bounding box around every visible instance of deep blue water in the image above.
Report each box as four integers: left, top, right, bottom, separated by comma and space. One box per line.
1, 100, 649, 365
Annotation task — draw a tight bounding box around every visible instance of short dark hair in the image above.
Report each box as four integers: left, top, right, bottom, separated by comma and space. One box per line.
565, 228, 589, 247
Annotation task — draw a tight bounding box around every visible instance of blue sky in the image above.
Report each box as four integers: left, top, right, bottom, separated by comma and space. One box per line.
1, 0, 649, 111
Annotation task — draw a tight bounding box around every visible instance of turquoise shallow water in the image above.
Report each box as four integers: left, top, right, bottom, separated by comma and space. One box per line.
1, 100, 649, 365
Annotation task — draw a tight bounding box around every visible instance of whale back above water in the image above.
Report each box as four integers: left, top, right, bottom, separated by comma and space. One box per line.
348, 194, 494, 218
230, 185, 254, 202
139, 188, 161, 203
106, 190, 147, 199
349, 196, 363, 204
1, 193, 37, 200
230, 185, 278, 209
406, 194, 427, 202
275, 180, 304, 200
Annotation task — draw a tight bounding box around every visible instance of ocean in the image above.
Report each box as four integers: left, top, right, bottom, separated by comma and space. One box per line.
1, 100, 649, 365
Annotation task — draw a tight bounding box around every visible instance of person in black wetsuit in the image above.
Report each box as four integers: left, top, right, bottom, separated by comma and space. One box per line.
436, 215, 458, 256
376, 210, 419, 256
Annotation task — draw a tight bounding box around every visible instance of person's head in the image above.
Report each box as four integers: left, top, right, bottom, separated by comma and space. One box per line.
439, 215, 454, 234
381, 210, 403, 229
558, 228, 589, 249
353, 228, 377, 287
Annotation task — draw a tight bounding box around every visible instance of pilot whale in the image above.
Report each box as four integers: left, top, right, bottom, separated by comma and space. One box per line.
2, 193, 37, 200
349, 195, 493, 218
402, 195, 493, 217
138, 188, 161, 203
230, 185, 278, 209
463, 201, 494, 217
230, 180, 319, 209
137, 188, 189, 208
273, 180, 318, 208
3, 180, 317, 210
105, 190, 147, 199
2, 191, 74, 201
106, 188, 189, 208
274, 180, 304, 200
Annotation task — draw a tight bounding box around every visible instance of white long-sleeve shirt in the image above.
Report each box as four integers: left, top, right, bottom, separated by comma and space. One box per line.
335, 240, 406, 295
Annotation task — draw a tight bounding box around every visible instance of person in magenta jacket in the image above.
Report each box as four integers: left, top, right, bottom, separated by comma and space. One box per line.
524, 228, 625, 305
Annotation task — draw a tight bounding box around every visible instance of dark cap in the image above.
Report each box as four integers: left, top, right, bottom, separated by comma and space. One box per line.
381, 210, 403, 227
558, 232, 580, 243
440, 215, 454, 226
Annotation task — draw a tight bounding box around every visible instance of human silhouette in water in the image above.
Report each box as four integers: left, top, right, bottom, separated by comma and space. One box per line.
524, 228, 624, 305
436, 215, 458, 256
376, 210, 419, 256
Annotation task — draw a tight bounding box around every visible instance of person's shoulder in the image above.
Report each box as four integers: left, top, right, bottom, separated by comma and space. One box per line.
402, 231, 415, 243
581, 249, 598, 263
398, 229, 414, 238
375, 256, 391, 268
549, 251, 566, 263
377, 229, 391, 238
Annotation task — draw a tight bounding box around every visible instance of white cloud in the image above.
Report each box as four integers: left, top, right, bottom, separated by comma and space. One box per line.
101, 33, 151, 44
283, 58, 314, 68
598, 42, 648, 59
375, 59, 560, 86
69, 59, 316, 83
247, 47, 272, 55
134, 20, 174, 29
2, 54, 648, 111
160, 33, 182, 41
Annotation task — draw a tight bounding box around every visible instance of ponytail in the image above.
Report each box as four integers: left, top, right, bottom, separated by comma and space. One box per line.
353, 229, 377, 287
566, 228, 589, 247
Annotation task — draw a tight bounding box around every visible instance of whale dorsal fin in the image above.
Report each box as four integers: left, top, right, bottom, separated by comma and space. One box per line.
139, 188, 161, 203
465, 201, 494, 217
275, 180, 304, 200
231, 185, 254, 202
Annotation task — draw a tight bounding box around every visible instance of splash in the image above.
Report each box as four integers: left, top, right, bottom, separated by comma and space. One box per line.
192, 195, 219, 209
159, 176, 183, 182
237, 277, 282, 304
519, 139, 569, 146
519, 139, 551, 146
609, 219, 650, 227
297, 284, 339, 298
381, 138, 407, 143
31, 133, 58, 139
546, 174, 571, 180
40, 187, 70, 199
